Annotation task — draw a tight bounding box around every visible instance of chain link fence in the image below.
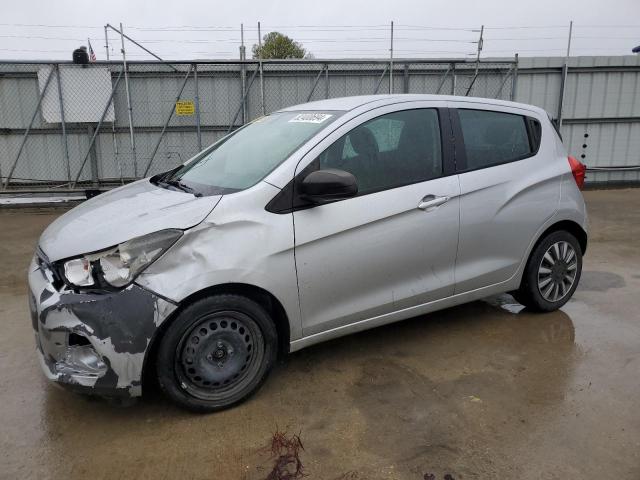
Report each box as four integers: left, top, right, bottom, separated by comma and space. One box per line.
0, 59, 517, 191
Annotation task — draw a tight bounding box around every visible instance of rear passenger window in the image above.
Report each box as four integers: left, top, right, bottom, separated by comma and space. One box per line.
457, 109, 535, 170
318, 109, 442, 196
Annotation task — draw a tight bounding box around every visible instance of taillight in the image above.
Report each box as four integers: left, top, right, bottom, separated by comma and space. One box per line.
568, 155, 586, 189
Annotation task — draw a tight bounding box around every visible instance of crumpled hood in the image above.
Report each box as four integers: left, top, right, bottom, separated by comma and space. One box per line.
39, 180, 221, 261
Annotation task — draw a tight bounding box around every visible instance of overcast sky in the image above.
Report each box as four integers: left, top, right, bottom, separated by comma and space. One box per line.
1, 0, 639, 61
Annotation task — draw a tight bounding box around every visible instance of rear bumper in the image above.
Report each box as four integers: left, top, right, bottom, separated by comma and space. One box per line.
28, 254, 177, 398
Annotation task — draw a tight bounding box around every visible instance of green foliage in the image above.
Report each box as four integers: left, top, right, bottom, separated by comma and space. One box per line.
252, 32, 307, 59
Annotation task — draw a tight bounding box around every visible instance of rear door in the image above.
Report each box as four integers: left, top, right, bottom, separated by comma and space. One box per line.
292, 103, 461, 336
450, 102, 559, 293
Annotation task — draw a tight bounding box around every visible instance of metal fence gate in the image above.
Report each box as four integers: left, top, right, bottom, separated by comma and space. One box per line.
0, 59, 517, 191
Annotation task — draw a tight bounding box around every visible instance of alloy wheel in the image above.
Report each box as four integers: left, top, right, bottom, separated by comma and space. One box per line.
537, 241, 578, 302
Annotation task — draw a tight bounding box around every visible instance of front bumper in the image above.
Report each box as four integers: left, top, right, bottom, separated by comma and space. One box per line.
28, 254, 177, 398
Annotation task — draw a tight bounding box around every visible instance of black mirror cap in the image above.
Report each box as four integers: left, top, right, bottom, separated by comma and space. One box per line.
300, 168, 358, 203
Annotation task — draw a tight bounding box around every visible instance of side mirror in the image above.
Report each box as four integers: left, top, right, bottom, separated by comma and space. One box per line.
300, 168, 358, 204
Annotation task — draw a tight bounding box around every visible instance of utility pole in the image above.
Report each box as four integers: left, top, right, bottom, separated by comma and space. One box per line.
464, 25, 484, 96
389, 21, 394, 94
240, 23, 246, 60
258, 21, 265, 116
240, 23, 245, 58
474, 25, 484, 77
120, 22, 137, 177
558, 20, 573, 128
511, 53, 519, 101
240, 23, 247, 123
104, 25, 110, 60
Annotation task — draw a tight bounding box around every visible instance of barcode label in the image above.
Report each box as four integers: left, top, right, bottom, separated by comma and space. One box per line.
289, 113, 333, 124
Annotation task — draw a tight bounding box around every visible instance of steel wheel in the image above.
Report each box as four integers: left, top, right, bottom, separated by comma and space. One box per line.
174, 310, 265, 402
537, 240, 578, 302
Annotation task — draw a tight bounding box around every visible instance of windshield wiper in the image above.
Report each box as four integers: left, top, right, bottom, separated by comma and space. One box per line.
164, 179, 203, 197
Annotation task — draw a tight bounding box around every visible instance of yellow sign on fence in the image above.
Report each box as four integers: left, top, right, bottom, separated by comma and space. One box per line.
175, 100, 195, 116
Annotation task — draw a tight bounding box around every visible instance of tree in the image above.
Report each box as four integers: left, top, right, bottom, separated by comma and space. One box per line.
252, 32, 307, 59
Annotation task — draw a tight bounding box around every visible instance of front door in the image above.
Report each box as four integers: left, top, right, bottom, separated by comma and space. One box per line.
293, 106, 461, 336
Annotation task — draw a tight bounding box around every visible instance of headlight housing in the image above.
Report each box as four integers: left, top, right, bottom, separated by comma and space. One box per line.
62, 229, 183, 289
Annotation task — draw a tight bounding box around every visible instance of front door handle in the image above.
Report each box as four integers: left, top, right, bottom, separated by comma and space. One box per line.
418, 194, 449, 211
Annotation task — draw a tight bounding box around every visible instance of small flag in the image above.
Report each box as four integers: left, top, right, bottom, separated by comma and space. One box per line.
88, 39, 96, 62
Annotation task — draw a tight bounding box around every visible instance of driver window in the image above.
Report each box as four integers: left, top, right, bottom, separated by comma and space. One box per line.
318, 109, 442, 196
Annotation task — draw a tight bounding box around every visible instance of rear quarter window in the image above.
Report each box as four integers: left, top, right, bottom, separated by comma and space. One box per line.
457, 109, 538, 170
528, 117, 542, 152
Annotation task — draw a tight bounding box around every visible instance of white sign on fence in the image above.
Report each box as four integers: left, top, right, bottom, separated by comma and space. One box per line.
38, 65, 115, 124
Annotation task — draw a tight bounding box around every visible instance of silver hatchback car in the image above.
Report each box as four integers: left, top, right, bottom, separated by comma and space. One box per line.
29, 95, 587, 412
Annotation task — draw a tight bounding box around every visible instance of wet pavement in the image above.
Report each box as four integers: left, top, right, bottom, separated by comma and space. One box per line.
1, 189, 639, 479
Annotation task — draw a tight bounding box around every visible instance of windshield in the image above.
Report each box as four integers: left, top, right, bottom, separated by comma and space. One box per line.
160, 111, 341, 195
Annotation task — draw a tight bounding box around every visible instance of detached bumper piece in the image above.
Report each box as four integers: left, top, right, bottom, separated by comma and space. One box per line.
28, 254, 177, 398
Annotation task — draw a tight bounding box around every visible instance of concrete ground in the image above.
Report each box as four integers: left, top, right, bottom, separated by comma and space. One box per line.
1, 189, 639, 480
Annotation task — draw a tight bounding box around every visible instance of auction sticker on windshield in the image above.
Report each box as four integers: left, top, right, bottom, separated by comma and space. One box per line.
289, 113, 333, 123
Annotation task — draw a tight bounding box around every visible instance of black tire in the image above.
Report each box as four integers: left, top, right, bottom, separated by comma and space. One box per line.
514, 230, 583, 312
156, 294, 278, 413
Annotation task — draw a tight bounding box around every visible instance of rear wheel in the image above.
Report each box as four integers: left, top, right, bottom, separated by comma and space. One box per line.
514, 230, 583, 312
156, 294, 278, 412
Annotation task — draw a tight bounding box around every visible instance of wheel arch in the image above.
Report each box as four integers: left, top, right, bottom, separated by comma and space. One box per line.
511, 218, 587, 297
512, 219, 586, 309
536, 219, 588, 255
141, 283, 291, 393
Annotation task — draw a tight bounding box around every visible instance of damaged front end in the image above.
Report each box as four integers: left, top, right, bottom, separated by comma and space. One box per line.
28, 251, 177, 398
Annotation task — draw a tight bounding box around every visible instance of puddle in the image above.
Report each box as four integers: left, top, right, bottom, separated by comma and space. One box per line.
578, 271, 626, 292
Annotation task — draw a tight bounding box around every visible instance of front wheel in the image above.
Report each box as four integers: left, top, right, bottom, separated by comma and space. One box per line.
514, 230, 583, 312
156, 294, 278, 413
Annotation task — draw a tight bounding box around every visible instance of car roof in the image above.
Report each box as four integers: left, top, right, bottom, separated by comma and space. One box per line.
278, 94, 545, 116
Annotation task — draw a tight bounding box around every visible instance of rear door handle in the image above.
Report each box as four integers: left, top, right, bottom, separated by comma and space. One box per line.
418, 194, 449, 211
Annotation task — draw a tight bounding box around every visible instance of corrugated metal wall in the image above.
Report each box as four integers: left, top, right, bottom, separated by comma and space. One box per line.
515, 56, 640, 183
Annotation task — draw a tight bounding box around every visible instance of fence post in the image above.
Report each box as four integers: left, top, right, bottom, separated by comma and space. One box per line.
193, 63, 202, 151
55, 64, 71, 184
511, 53, 519, 101
104, 25, 110, 60
436, 66, 451, 94
120, 23, 138, 178
465, 74, 479, 96
496, 65, 513, 99
240, 64, 247, 124
228, 66, 259, 133
451, 63, 457, 95
558, 21, 573, 127
257, 22, 266, 116
325, 63, 329, 98
374, 65, 388, 94
403, 63, 409, 93
389, 21, 394, 94
306, 64, 327, 102
87, 125, 99, 186
240, 24, 247, 123
2, 67, 55, 189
